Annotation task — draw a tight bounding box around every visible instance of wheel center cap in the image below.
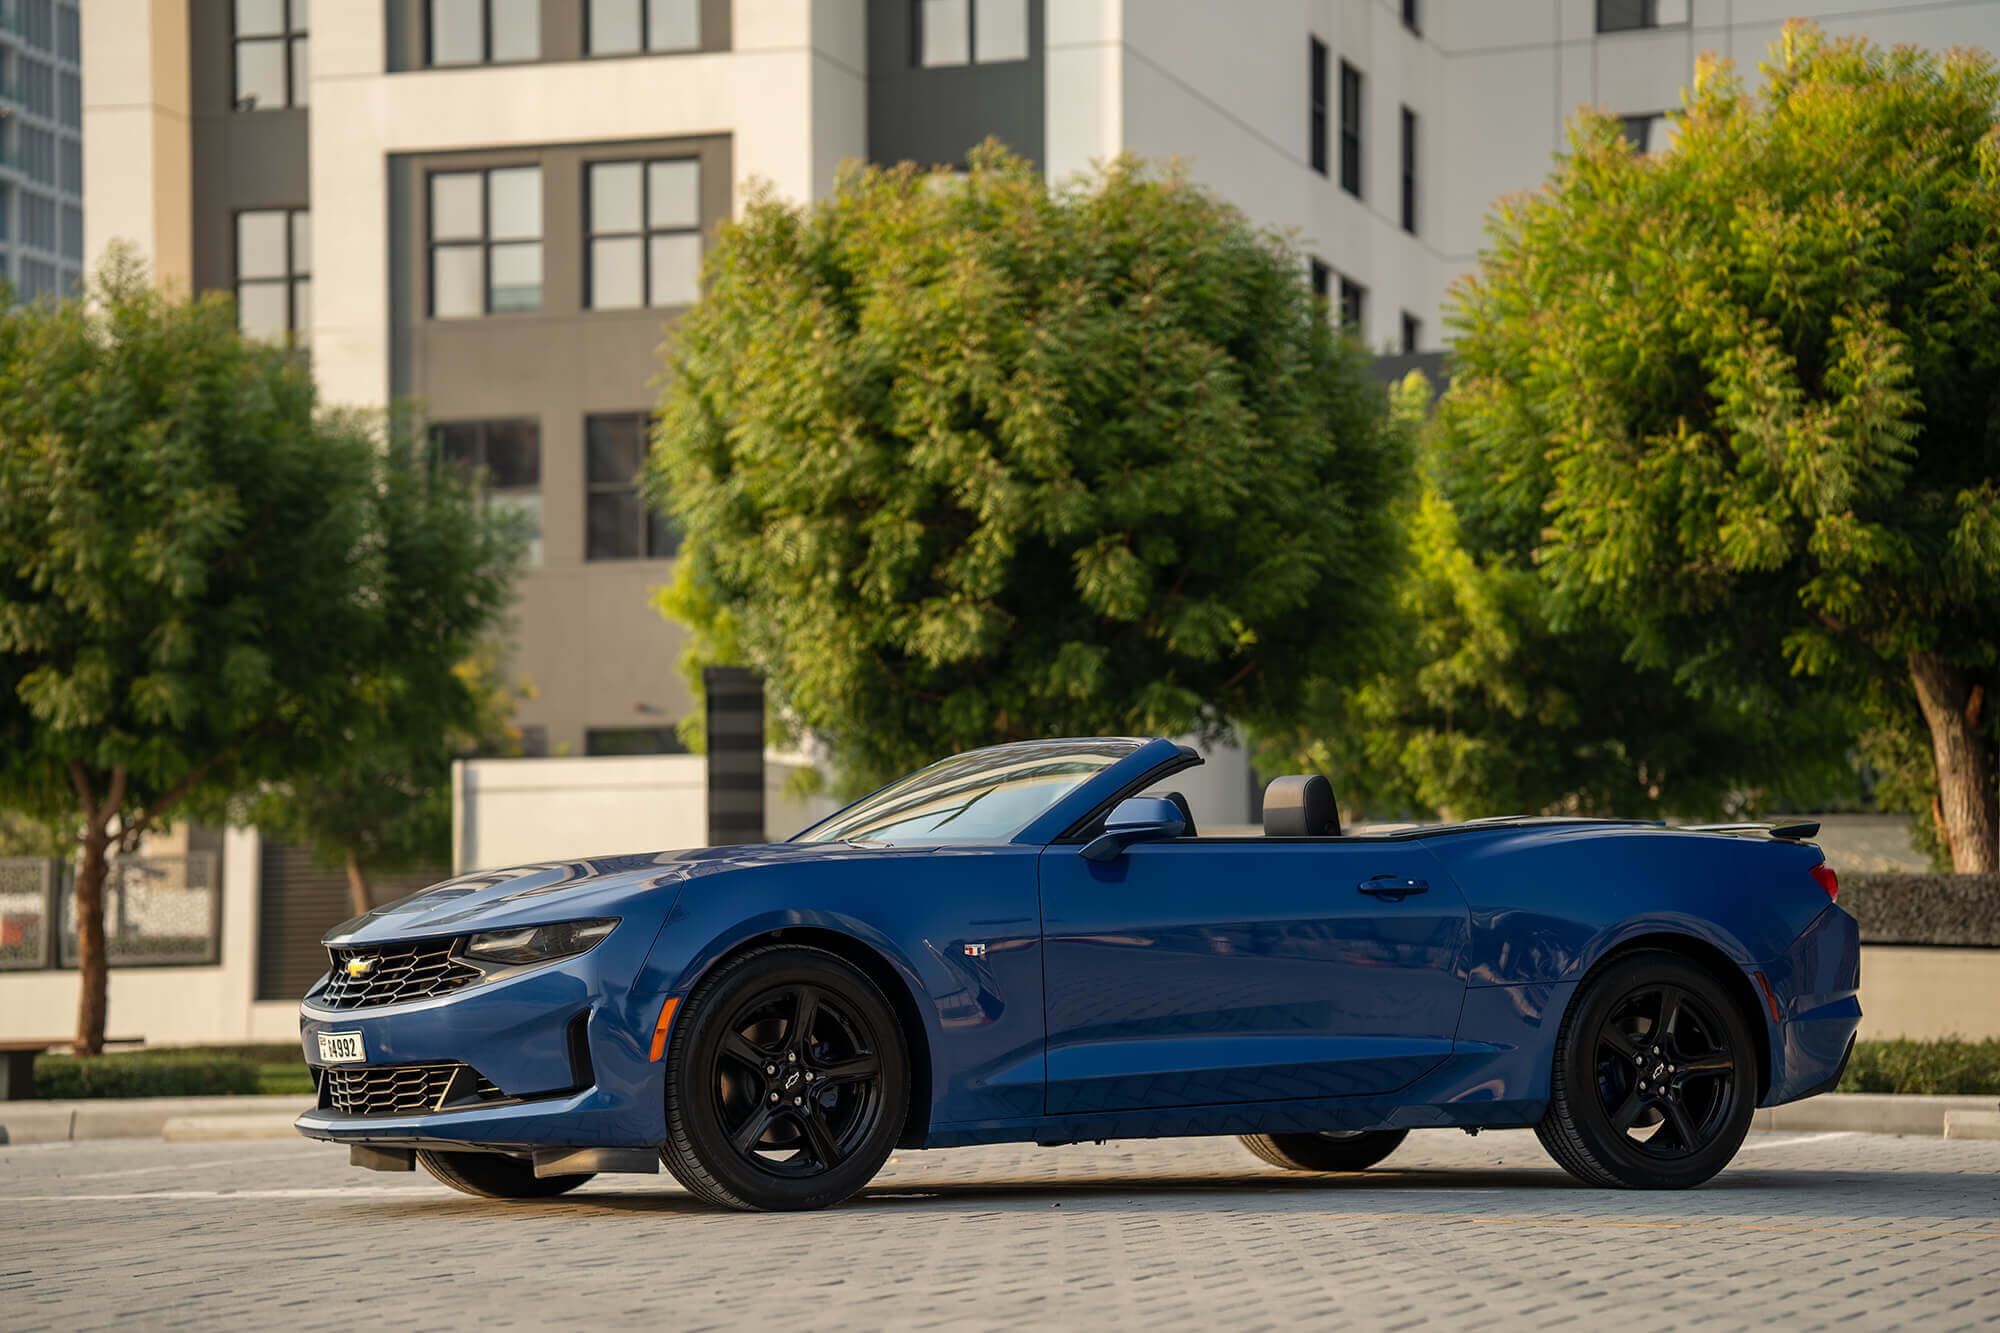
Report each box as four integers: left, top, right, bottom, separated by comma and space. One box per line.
1651, 1063, 1667, 1082
784, 1069, 802, 1090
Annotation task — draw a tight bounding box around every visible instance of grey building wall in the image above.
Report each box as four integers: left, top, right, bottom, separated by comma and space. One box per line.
187, 0, 308, 299
388, 134, 734, 755
866, 0, 1043, 170
0, 0, 81, 300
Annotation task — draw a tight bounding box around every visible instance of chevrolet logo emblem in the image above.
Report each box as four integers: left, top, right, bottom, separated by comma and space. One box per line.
344, 957, 377, 979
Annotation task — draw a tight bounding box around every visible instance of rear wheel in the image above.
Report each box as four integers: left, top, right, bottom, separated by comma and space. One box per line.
1239, 1129, 1409, 1173
660, 944, 909, 1212
415, 1150, 593, 1199
1536, 951, 1756, 1189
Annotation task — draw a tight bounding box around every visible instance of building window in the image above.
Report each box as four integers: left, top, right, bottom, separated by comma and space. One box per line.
586, 158, 702, 310
1619, 112, 1673, 152
1308, 37, 1328, 176
1596, 0, 1689, 33
587, 0, 700, 54
1400, 311, 1421, 355
1338, 276, 1365, 334
1402, 0, 1420, 36
1399, 106, 1418, 234
235, 208, 310, 346
1309, 257, 1330, 309
586, 413, 681, 560
587, 726, 689, 756
233, 0, 308, 111
427, 0, 540, 67
917, 0, 1028, 68
429, 166, 543, 317
433, 419, 543, 565
1339, 61, 1363, 198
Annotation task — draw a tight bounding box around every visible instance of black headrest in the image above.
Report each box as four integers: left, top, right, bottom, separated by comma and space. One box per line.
1264, 775, 1340, 837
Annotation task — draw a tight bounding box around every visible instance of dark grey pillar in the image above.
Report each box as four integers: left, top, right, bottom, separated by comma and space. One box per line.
703, 667, 766, 846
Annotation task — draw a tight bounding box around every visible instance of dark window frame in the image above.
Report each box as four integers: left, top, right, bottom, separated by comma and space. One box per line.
1338, 275, 1366, 334
912, 0, 1028, 68
1308, 36, 1329, 176
586, 726, 689, 756
1338, 60, 1363, 198
1402, 0, 1420, 36
1619, 112, 1669, 152
584, 412, 682, 561
426, 164, 544, 318
233, 205, 311, 347
1399, 104, 1418, 234
584, 0, 703, 57
431, 417, 544, 564
230, 0, 309, 112
1400, 310, 1421, 356
1595, 0, 1686, 33
425, 0, 540, 68
1309, 257, 1330, 308
583, 156, 704, 311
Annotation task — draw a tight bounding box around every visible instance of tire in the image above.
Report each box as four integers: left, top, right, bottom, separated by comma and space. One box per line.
415, 1149, 594, 1199
1240, 1130, 1409, 1173
660, 944, 910, 1212
1535, 950, 1757, 1189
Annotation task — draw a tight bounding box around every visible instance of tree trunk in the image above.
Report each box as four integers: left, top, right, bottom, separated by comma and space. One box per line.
1909, 652, 1999, 873
345, 851, 373, 919
73, 821, 112, 1056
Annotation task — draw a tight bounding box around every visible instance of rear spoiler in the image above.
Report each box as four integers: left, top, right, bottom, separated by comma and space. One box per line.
1679, 820, 1821, 842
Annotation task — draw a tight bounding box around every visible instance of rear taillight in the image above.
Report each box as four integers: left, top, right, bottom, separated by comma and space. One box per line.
1809, 862, 1838, 902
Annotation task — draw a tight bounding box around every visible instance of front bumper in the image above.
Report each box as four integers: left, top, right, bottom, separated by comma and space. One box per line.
296, 929, 671, 1150
1757, 903, 1862, 1107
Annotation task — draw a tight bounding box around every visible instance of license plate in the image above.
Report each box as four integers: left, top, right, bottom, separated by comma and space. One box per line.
317, 1031, 366, 1064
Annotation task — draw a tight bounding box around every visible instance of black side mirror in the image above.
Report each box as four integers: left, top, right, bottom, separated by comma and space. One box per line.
1079, 796, 1189, 862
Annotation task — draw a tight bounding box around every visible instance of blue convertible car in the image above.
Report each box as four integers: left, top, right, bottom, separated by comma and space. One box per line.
297, 737, 1859, 1210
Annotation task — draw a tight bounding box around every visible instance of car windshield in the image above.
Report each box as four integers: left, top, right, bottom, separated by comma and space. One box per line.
792, 740, 1143, 846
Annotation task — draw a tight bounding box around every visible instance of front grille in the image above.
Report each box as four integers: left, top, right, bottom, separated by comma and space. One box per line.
319, 939, 482, 1010
321, 1062, 504, 1116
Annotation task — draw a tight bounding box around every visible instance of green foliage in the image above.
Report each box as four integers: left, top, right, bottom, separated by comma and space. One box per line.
33, 1051, 261, 1099
1436, 25, 2000, 853
648, 146, 1409, 790
1838, 1038, 2000, 1095
1274, 398, 1857, 821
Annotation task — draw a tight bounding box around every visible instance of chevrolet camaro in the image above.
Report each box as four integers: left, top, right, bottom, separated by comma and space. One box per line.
295, 736, 1860, 1210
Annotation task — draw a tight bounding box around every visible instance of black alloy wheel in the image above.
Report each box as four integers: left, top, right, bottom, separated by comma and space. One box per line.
661, 944, 909, 1211
1537, 951, 1757, 1189
1240, 1129, 1410, 1173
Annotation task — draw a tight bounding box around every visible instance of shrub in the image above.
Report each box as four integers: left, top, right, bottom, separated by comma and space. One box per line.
1837, 1039, 2000, 1096
34, 1052, 262, 1099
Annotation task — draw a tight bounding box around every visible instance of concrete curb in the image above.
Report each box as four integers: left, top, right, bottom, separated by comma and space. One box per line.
1943, 1109, 2000, 1141
0, 1095, 310, 1146
161, 1112, 308, 1143
1751, 1092, 1998, 1137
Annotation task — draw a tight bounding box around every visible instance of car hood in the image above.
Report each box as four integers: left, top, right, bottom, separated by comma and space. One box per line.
323, 842, 861, 944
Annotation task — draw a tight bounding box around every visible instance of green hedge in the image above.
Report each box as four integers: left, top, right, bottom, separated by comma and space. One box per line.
1836, 1039, 2000, 1096
33, 1052, 262, 1099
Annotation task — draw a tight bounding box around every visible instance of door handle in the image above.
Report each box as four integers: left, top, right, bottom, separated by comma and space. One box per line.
1359, 875, 1429, 898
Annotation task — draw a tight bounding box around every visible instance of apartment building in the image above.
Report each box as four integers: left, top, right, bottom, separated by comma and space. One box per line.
84, 0, 2000, 755
0, 0, 81, 300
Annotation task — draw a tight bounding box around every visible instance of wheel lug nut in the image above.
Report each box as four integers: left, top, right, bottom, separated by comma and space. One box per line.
788, 1052, 798, 1063
768, 1092, 778, 1102
804, 1072, 814, 1081
766, 1064, 776, 1075
793, 1096, 803, 1106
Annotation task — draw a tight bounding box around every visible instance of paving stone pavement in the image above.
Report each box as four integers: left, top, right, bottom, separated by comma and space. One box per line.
3, 1129, 1997, 1330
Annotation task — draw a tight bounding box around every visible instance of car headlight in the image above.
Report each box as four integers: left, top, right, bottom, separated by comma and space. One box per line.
463, 918, 617, 967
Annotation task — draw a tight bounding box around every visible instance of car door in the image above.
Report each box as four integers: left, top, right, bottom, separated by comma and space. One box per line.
1037, 838, 1470, 1114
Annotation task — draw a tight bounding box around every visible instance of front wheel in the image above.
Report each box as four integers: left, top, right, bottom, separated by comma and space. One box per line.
415, 1149, 594, 1199
1535, 951, 1757, 1189
1240, 1129, 1409, 1173
660, 944, 910, 1212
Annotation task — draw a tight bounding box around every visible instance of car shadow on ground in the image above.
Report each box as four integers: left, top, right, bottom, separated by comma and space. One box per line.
331, 1162, 1993, 1224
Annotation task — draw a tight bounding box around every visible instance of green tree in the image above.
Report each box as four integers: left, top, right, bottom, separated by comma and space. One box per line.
1438, 25, 2000, 867
0, 257, 520, 1050
647, 147, 1409, 791
1277, 389, 1857, 824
